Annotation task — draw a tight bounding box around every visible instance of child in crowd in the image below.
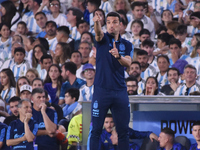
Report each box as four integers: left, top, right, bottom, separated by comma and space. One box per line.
16, 21, 27, 35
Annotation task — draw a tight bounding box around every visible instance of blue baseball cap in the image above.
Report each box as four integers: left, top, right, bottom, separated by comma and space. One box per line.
81, 63, 95, 76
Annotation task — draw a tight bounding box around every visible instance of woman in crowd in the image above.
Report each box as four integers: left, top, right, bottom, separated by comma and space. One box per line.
0, 69, 16, 104
16, 76, 30, 97
53, 42, 71, 66
32, 44, 47, 73
142, 77, 165, 95
44, 64, 62, 104
161, 10, 173, 26
26, 68, 40, 85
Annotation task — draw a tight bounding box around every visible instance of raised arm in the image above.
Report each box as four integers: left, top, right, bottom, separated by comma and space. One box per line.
93, 12, 104, 42
40, 103, 57, 135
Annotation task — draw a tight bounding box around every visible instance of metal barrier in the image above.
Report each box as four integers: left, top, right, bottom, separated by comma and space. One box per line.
81, 96, 200, 146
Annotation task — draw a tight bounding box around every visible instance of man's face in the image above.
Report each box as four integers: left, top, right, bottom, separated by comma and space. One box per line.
17, 24, 26, 35
32, 92, 46, 109
129, 63, 141, 78
64, 93, 75, 105
132, 6, 144, 19
158, 132, 168, 148
104, 117, 114, 133
72, 0, 79, 7
10, 101, 19, 116
168, 70, 179, 83
77, 22, 89, 34
194, 3, 200, 12
61, 66, 68, 80
184, 67, 197, 83
56, 31, 63, 42
35, 14, 47, 29
70, 52, 82, 66
27, 0, 35, 10
42, 58, 53, 71
46, 23, 57, 36
87, 2, 96, 13
140, 34, 150, 42
141, 45, 154, 56
192, 125, 200, 142
169, 44, 181, 54
126, 81, 138, 95
175, 34, 187, 43
137, 55, 148, 68
106, 16, 121, 36
157, 39, 165, 49
83, 69, 95, 80
20, 91, 32, 100
78, 43, 91, 58
18, 101, 32, 117
14, 52, 25, 64
157, 57, 169, 73
67, 10, 76, 23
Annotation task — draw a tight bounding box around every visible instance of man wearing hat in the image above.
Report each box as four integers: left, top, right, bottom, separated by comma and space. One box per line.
45, 21, 58, 53
174, 64, 200, 95
22, 0, 44, 34
20, 84, 32, 100
78, 63, 95, 101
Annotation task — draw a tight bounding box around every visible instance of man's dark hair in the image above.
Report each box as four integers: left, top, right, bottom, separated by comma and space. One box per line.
190, 11, 200, 20
167, 67, 180, 76
192, 121, 200, 127
169, 38, 182, 48
46, 21, 57, 28
87, 0, 101, 8
17, 21, 27, 28
35, 11, 46, 18
117, 10, 128, 26
137, 50, 148, 56
184, 64, 197, 72
157, 33, 173, 45
14, 47, 26, 55
156, 25, 167, 35
79, 41, 92, 50
106, 12, 122, 22
131, 61, 141, 70
37, 37, 49, 50
62, 62, 77, 75
76, 20, 89, 29
32, 88, 44, 96
65, 88, 80, 102
131, 1, 145, 10
125, 76, 138, 85
57, 26, 70, 36
32, 78, 44, 86
105, 113, 112, 118
175, 24, 187, 35
70, 51, 82, 58
161, 127, 175, 137
8, 96, 21, 104
139, 29, 150, 36
141, 39, 154, 47
40, 54, 53, 64
67, 7, 84, 23
157, 55, 170, 64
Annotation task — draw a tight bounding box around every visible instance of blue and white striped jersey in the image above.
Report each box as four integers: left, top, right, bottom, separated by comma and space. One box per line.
156, 72, 169, 89
140, 64, 157, 80
10, 60, 31, 81
68, 25, 81, 41
150, 56, 159, 72
39, 69, 47, 81
46, 13, 70, 27
182, 37, 193, 55
188, 56, 200, 76
99, 1, 113, 15
0, 49, 8, 62
183, 1, 195, 17
46, 37, 58, 53
152, 0, 167, 14
174, 82, 200, 95
0, 37, 12, 55
137, 78, 145, 94
1, 87, 16, 103
0, 58, 15, 71
78, 84, 94, 101
89, 13, 94, 28
90, 25, 107, 35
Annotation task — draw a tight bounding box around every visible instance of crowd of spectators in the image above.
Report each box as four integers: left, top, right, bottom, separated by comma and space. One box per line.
0, 0, 199, 149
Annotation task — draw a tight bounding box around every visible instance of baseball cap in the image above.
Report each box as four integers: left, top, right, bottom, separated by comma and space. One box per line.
81, 63, 95, 77
20, 85, 32, 93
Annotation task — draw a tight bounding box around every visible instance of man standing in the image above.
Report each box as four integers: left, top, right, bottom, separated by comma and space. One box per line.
6, 100, 38, 150
31, 88, 58, 150
89, 12, 133, 150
